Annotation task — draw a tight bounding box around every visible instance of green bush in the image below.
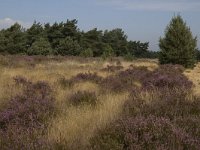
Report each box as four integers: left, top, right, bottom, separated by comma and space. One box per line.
123, 52, 135, 61
27, 38, 53, 55
80, 48, 93, 57
102, 44, 114, 59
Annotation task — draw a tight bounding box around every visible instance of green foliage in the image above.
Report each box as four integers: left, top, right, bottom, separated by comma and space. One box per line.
0, 19, 152, 58
80, 48, 93, 57
124, 52, 135, 61
44, 22, 63, 49
159, 15, 197, 68
26, 21, 45, 48
0, 31, 8, 53
103, 29, 128, 56
55, 37, 81, 56
62, 19, 79, 38
0, 23, 26, 54
102, 44, 114, 59
80, 28, 104, 57
27, 38, 53, 55
196, 49, 200, 61
128, 41, 149, 58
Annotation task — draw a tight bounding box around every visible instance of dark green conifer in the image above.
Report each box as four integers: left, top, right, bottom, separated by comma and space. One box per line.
159, 15, 197, 68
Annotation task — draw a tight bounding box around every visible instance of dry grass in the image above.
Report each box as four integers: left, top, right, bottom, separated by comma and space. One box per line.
47, 93, 128, 148
0, 56, 156, 148
1, 55, 200, 148
184, 63, 200, 96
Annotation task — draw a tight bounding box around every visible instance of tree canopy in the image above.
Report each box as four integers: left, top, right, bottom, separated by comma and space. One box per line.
0, 19, 158, 58
159, 15, 197, 68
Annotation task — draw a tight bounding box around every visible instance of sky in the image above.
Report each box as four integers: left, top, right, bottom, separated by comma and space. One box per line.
0, 0, 200, 51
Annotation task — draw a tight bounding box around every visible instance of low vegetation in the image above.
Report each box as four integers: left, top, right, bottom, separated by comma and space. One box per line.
0, 55, 200, 149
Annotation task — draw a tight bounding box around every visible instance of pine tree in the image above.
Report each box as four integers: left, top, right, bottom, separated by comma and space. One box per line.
159, 15, 197, 68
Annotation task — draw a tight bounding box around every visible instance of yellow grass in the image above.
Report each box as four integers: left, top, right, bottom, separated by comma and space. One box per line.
47, 93, 128, 148
184, 63, 200, 96
0, 57, 156, 147
1, 55, 200, 148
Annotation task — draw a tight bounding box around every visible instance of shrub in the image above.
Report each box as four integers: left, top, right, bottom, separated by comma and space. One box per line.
90, 116, 200, 149
102, 44, 114, 59
80, 48, 93, 57
100, 66, 150, 92
0, 77, 55, 149
27, 38, 53, 56
71, 72, 102, 84
123, 52, 135, 61
142, 64, 193, 90
141, 90, 200, 119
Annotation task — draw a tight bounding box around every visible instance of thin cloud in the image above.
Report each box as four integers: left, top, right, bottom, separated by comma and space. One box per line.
96, 0, 200, 12
0, 18, 31, 29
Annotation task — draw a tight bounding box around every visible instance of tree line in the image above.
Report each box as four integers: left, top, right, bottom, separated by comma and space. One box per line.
0, 19, 157, 58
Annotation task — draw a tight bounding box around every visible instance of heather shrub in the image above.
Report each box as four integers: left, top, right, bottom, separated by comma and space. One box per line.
0, 127, 51, 150
139, 89, 200, 119
142, 64, 192, 90
90, 116, 199, 149
69, 91, 98, 106
57, 73, 102, 90
101, 76, 129, 92
71, 72, 102, 84
0, 77, 55, 149
104, 64, 190, 93
175, 116, 200, 140
101, 66, 150, 92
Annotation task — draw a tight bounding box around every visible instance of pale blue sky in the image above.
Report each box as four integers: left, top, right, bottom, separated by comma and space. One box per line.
0, 0, 199, 50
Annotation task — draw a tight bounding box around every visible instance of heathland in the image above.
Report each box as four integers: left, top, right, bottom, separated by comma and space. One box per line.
0, 55, 200, 149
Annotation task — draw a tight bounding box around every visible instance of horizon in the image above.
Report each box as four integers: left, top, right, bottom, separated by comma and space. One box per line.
0, 0, 200, 51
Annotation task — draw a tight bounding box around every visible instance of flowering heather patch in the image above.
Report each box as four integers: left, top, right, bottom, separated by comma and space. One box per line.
142, 64, 193, 90
90, 116, 200, 149
1, 57, 199, 149
89, 64, 200, 149
100, 66, 150, 92
175, 116, 200, 141
102, 64, 192, 92
0, 77, 55, 149
124, 87, 200, 119
72, 72, 103, 84
58, 72, 103, 89
69, 91, 98, 106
